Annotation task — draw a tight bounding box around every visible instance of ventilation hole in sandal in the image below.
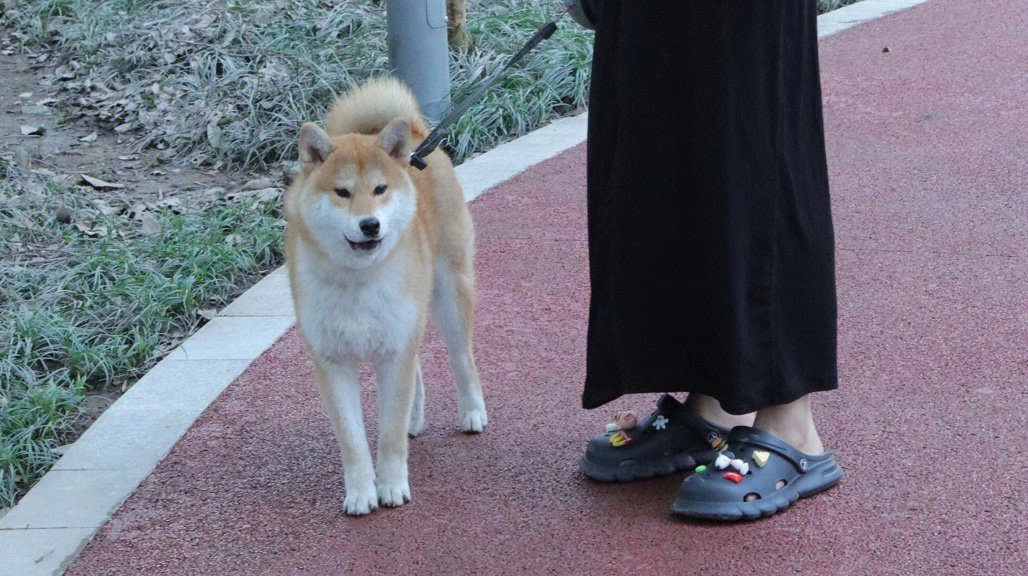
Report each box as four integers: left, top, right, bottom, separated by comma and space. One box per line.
776, 479, 787, 490
744, 493, 761, 502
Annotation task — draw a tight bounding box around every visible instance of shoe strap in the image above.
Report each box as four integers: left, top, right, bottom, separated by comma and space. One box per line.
727, 426, 824, 473
653, 395, 730, 448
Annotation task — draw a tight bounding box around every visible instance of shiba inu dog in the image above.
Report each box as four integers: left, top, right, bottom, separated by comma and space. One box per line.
285, 78, 487, 516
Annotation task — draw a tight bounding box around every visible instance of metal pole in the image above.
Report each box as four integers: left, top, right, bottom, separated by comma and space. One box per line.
385, 0, 450, 123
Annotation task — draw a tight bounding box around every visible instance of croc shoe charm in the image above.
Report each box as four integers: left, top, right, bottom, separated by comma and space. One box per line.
607, 411, 639, 447
751, 449, 770, 468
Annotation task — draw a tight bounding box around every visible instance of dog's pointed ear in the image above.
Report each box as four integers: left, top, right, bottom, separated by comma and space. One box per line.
298, 123, 332, 173
378, 118, 412, 161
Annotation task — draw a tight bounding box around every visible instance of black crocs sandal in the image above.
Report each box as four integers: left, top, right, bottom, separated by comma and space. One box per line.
579, 395, 730, 482
670, 426, 843, 521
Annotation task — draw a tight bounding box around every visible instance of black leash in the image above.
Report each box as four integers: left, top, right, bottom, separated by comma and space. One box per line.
409, 9, 567, 170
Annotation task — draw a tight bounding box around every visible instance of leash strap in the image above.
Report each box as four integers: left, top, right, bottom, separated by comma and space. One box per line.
409, 16, 562, 170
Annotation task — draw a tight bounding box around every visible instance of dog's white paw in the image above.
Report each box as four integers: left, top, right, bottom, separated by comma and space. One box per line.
377, 481, 411, 508
408, 418, 425, 438
343, 485, 379, 516
460, 407, 488, 433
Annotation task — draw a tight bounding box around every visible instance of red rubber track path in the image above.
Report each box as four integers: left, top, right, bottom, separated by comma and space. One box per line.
65, 1, 1025, 574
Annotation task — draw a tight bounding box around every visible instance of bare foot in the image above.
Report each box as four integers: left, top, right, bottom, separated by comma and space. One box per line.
752, 395, 824, 455
684, 393, 754, 429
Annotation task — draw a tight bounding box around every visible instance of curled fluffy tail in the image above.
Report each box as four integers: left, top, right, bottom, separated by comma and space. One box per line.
323, 77, 428, 140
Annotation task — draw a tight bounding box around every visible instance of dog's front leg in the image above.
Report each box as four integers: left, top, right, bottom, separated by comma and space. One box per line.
315, 361, 377, 516
374, 348, 418, 507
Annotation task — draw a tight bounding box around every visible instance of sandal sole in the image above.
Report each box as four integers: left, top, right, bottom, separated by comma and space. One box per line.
579, 451, 704, 482
670, 459, 843, 521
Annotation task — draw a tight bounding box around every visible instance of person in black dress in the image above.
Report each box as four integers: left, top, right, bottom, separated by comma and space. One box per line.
566, 0, 843, 520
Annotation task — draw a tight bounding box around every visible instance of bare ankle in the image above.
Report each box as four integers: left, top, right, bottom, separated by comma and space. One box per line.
752, 396, 824, 455
683, 394, 754, 430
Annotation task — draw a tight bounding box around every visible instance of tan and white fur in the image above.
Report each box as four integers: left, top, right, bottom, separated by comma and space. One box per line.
285, 78, 487, 516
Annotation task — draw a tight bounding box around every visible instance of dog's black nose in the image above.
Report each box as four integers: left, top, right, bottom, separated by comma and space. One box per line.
359, 217, 380, 237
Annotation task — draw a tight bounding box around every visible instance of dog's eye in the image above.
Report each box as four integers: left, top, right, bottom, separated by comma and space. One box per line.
373, 185, 387, 196
334, 187, 350, 198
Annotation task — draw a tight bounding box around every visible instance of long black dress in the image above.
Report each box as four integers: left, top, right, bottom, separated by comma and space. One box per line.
582, 0, 838, 415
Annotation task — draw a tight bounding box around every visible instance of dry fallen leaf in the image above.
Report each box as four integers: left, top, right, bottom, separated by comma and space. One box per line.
14, 146, 31, 172
201, 187, 227, 199
206, 122, 223, 148
128, 203, 149, 220
91, 199, 121, 217
74, 221, 107, 238
54, 64, 76, 80
140, 212, 162, 236
156, 198, 182, 213
253, 187, 279, 203
80, 174, 125, 190
24, 182, 44, 200
242, 177, 274, 191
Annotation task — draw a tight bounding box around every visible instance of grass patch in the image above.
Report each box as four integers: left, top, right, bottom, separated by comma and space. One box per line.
0, 154, 283, 508
819, 0, 864, 12
2, 0, 592, 170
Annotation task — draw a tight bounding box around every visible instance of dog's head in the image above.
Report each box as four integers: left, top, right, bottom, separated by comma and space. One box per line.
289, 120, 416, 269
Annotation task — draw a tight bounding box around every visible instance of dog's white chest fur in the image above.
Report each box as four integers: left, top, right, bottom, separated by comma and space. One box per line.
295, 248, 418, 363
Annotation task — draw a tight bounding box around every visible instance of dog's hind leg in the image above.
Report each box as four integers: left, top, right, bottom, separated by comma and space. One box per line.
375, 349, 418, 507
408, 357, 425, 437
431, 258, 488, 433
315, 361, 378, 516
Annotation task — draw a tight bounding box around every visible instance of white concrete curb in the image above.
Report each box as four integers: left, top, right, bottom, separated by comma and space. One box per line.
0, 1, 934, 573
457, 112, 588, 202
817, 0, 932, 37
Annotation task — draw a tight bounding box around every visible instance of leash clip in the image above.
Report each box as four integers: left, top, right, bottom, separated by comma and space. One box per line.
409, 153, 428, 170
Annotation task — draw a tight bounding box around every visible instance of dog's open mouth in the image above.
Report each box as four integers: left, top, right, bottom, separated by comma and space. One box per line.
347, 239, 381, 252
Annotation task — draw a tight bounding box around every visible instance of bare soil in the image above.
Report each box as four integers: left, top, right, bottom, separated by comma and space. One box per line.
0, 48, 241, 208
1, 34, 268, 448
